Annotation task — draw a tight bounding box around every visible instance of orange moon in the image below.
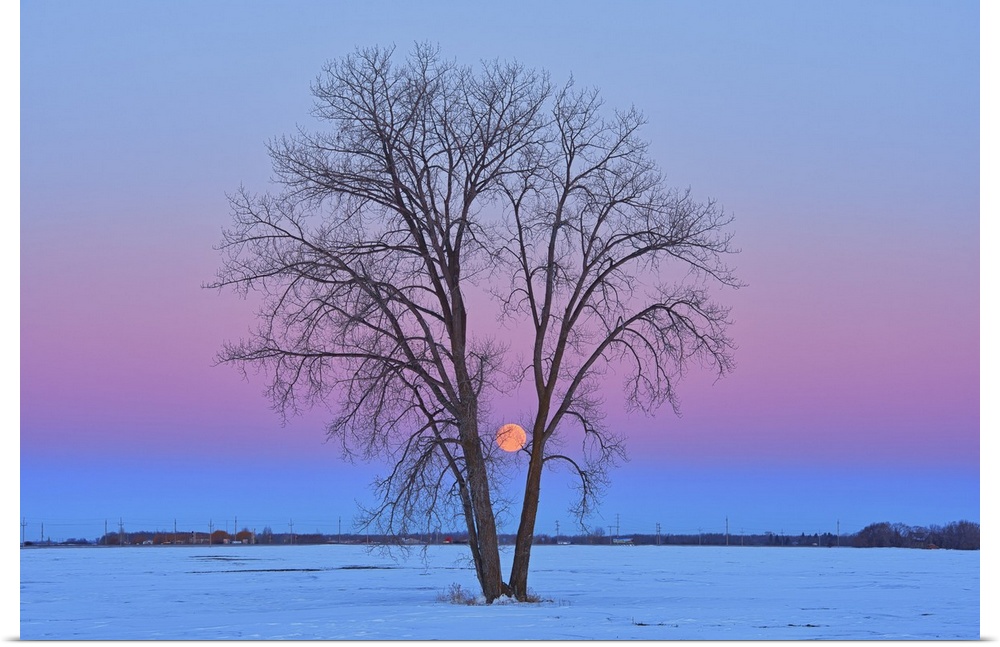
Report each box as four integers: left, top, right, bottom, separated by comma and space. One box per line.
496, 423, 527, 452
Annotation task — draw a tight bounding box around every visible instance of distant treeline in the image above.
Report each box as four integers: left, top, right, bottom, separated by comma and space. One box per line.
850, 521, 979, 550
24, 520, 979, 550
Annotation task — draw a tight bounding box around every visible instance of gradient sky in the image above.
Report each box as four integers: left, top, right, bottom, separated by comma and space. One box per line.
18, 0, 983, 544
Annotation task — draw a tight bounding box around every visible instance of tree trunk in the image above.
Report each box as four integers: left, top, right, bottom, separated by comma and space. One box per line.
460, 418, 508, 602
449, 291, 508, 601
508, 441, 546, 600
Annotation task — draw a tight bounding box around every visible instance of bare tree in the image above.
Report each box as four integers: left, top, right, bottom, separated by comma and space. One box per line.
210, 43, 739, 603
498, 83, 739, 599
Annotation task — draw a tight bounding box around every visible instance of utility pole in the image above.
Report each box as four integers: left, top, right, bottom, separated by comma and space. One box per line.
119, 518, 124, 547
41, 522, 44, 544
555, 520, 560, 539
837, 519, 840, 547
235, 516, 238, 540
338, 517, 342, 543
289, 519, 294, 545
726, 516, 730, 546
209, 520, 214, 545
21, 517, 26, 546
655, 522, 661, 546
616, 513, 620, 538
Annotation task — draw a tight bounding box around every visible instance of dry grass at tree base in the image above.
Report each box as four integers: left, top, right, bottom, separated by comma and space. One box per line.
437, 583, 549, 606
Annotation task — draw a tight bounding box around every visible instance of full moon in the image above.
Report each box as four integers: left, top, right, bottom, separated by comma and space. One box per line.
496, 423, 527, 452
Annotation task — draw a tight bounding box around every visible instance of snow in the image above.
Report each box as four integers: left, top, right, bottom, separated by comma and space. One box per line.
20, 544, 978, 640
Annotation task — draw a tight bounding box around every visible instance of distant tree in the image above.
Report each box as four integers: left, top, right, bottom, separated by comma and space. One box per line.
942, 520, 979, 550
212, 43, 738, 602
854, 522, 909, 548
854, 522, 895, 547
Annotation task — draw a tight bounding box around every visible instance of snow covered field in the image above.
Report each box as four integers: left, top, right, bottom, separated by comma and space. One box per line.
20, 543, 978, 640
